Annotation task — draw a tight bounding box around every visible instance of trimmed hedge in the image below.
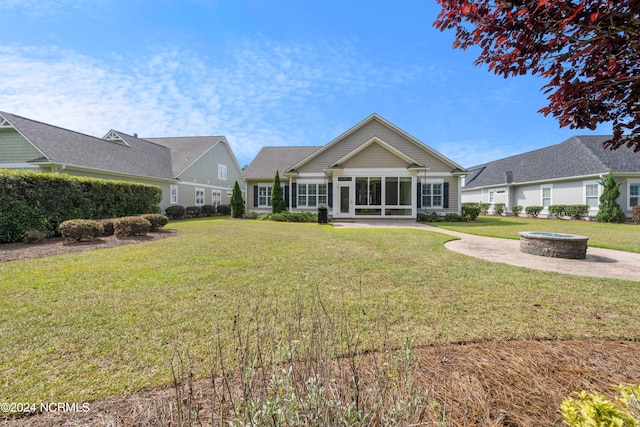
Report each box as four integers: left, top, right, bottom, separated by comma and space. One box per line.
202, 204, 217, 216
165, 205, 186, 220
59, 219, 104, 242
493, 203, 506, 216
461, 205, 481, 220
0, 169, 161, 243
633, 206, 640, 224
113, 216, 151, 238
511, 205, 523, 217
185, 206, 202, 217
525, 206, 543, 218
217, 204, 231, 216
564, 204, 590, 220
98, 219, 115, 236
140, 214, 169, 231
548, 205, 566, 218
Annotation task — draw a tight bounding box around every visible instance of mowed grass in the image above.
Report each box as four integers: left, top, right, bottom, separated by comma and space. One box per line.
432, 216, 640, 252
1, 218, 639, 404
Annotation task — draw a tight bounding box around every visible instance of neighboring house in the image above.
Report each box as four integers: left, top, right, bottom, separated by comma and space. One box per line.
241, 114, 467, 219
0, 111, 243, 211
462, 136, 640, 217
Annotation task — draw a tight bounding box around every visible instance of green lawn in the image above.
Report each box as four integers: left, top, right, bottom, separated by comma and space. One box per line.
1, 218, 639, 404
431, 216, 640, 252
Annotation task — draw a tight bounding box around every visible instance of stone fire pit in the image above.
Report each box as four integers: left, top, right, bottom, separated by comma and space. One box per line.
518, 231, 589, 259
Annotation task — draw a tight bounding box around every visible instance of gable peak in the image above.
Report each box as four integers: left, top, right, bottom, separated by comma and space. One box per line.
103, 130, 130, 146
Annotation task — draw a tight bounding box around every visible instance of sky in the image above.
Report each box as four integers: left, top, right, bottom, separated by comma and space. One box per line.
0, 0, 612, 169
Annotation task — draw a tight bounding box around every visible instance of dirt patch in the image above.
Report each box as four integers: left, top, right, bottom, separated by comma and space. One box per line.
2, 339, 639, 426
0, 229, 179, 263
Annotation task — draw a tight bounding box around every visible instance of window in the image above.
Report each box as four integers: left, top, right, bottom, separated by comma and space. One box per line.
218, 164, 227, 180
422, 181, 443, 208
355, 177, 382, 206
258, 185, 272, 207
585, 183, 599, 208
297, 183, 327, 207
212, 189, 221, 207
541, 186, 552, 207
489, 191, 495, 203
195, 187, 205, 206
170, 185, 178, 204
630, 183, 640, 208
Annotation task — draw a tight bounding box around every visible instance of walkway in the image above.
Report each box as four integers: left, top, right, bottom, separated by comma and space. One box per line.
333, 220, 640, 281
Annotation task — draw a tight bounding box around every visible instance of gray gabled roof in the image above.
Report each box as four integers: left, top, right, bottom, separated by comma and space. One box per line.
241, 146, 322, 180
464, 135, 640, 189
141, 136, 226, 178
1, 111, 175, 180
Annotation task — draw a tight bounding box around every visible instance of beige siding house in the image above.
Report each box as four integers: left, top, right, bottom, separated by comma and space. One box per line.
0, 111, 243, 211
242, 114, 467, 219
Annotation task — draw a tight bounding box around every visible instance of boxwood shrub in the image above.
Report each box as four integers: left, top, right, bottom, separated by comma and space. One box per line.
493, 203, 506, 216
98, 218, 115, 236
185, 206, 202, 217
59, 219, 105, 242
217, 204, 231, 215
633, 206, 640, 224
525, 206, 543, 218
201, 204, 217, 216
165, 205, 185, 220
113, 216, 151, 238
548, 205, 566, 218
564, 204, 590, 220
140, 214, 169, 231
461, 204, 481, 220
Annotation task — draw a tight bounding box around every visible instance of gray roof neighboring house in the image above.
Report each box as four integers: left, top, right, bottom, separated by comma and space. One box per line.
241, 146, 322, 180
464, 136, 640, 189
1, 111, 175, 180
139, 136, 227, 178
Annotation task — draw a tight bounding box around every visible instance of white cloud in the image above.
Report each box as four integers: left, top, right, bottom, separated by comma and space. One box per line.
0, 37, 432, 166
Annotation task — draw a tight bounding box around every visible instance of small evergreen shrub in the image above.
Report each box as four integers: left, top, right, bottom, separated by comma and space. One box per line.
417, 212, 442, 222
632, 206, 640, 224
493, 203, 505, 216
479, 203, 490, 215
98, 218, 115, 236
217, 204, 232, 216
564, 204, 590, 220
141, 214, 169, 231
113, 216, 151, 238
23, 229, 47, 244
549, 205, 566, 218
201, 204, 217, 216
596, 170, 627, 223
261, 212, 318, 222
165, 205, 186, 220
525, 206, 543, 217
185, 206, 202, 217
444, 213, 466, 222
59, 219, 105, 242
243, 211, 261, 219
511, 205, 523, 217
462, 205, 481, 220
271, 171, 286, 214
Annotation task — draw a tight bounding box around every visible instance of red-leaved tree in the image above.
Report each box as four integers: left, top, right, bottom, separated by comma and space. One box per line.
434, 0, 640, 151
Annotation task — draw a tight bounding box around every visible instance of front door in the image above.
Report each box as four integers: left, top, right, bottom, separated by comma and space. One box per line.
337, 182, 353, 217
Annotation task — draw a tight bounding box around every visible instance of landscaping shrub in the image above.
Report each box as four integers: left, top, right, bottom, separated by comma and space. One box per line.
444, 212, 466, 222
0, 169, 161, 242
141, 214, 169, 231
261, 212, 318, 222
596, 170, 627, 223
632, 206, 640, 224
165, 205, 186, 220
564, 204, 590, 220
59, 219, 104, 242
113, 216, 151, 238
271, 171, 286, 214
549, 205, 566, 218
230, 180, 245, 218
511, 205, 523, 217
479, 203, 490, 215
243, 211, 261, 219
525, 206, 543, 218
201, 204, 217, 217
98, 219, 115, 236
185, 206, 202, 217
23, 229, 47, 244
417, 212, 441, 222
493, 203, 506, 216
217, 204, 231, 216
462, 204, 481, 220
560, 384, 640, 426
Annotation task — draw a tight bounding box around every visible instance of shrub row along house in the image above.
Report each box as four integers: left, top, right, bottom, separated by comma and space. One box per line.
0, 111, 243, 211
242, 114, 468, 219
461, 136, 640, 218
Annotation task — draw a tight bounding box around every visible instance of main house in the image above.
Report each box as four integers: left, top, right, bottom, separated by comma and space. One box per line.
0, 111, 243, 211
462, 136, 640, 217
241, 114, 467, 219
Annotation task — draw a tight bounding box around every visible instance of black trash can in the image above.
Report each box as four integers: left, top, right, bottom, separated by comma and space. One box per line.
318, 206, 328, 224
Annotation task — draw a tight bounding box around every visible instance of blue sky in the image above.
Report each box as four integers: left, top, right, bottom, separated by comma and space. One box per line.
0, 0, 610, 168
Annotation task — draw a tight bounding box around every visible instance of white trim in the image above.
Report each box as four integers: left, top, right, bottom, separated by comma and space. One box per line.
540, 184, 553, 209
195, 187, 205, 206
170, 184, 178, 204
463, 172, 640, 191
175, 181, 233, 190
583, 180, 600, 210
0, 163, 39, 169
27, 161, 176, 183
102, 130, 130, 146
218, 163, 227, 180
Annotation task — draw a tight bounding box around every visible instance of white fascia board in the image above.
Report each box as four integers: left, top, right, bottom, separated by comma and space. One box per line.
36, 162, 176, 184
176, 181, 234, 190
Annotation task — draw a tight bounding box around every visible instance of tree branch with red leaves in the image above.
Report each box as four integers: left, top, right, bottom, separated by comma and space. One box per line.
434, 0, 640, 152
